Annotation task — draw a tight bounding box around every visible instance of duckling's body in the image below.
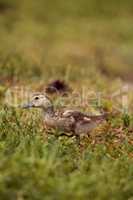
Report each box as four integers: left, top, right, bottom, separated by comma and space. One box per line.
23, 93, 107, 136
43, 108, 75, 133
43, 108, 106, 135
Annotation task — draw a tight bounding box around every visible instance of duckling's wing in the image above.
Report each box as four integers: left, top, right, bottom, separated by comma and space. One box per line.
62, 110, 91, 121
63, 110, 107, 122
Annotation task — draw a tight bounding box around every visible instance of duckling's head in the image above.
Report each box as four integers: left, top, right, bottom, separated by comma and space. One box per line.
22, 93, 53, 111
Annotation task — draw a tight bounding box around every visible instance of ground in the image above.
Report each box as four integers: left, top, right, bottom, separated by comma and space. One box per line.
0, 0, 133, 199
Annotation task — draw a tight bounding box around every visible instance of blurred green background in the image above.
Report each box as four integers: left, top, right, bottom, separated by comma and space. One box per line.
0, 0, 133, 82
0, 1, 133, 200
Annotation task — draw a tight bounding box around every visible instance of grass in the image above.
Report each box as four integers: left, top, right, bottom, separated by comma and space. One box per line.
0, 107, 132, 200
0, 0, 133, 199
0, 108, 133, 200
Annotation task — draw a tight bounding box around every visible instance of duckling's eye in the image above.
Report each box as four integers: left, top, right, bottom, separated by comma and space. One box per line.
34, 97, 39, 100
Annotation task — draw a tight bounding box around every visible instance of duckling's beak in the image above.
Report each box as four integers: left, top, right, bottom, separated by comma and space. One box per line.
21, 102, 34, 109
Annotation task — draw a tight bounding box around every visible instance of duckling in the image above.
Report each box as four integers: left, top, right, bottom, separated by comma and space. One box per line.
22, 93, 108, 137
45, 79, 71, 95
